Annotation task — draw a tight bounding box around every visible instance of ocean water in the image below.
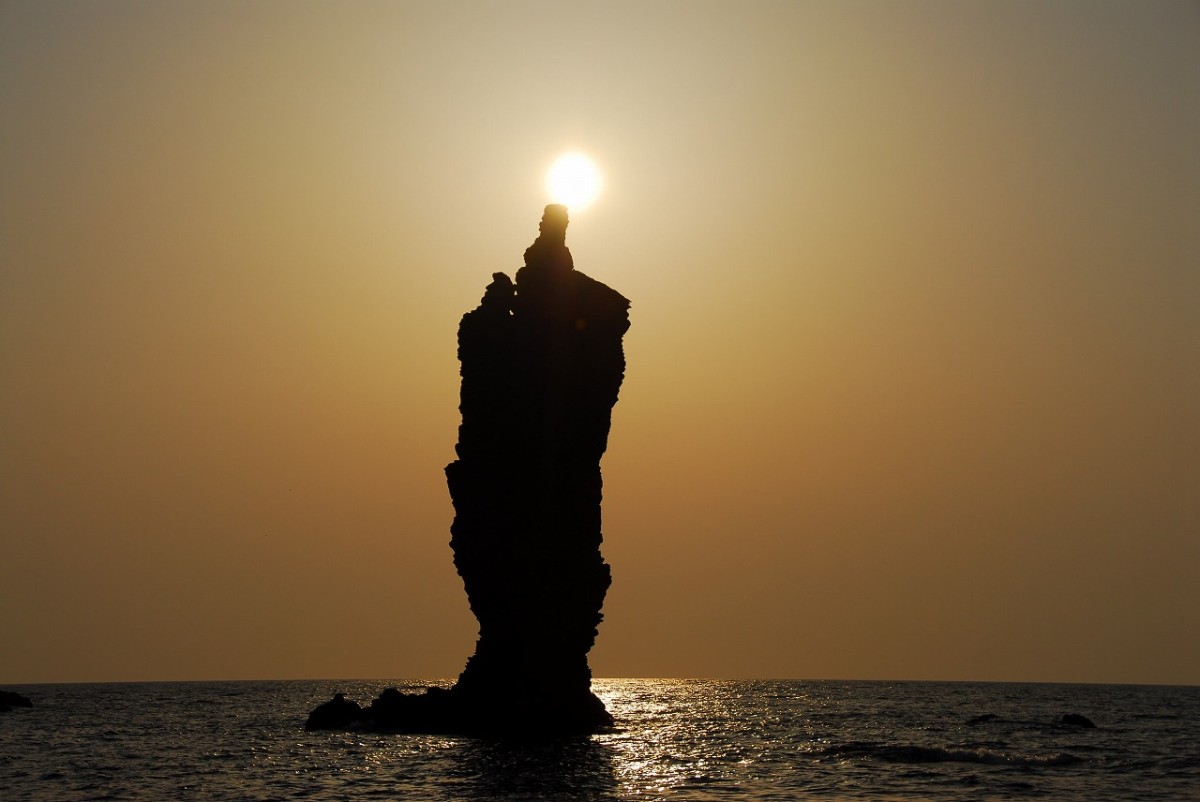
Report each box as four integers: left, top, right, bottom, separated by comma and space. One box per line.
1, 679, 1196, 801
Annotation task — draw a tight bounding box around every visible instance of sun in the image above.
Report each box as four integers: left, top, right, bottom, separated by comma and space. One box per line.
546, 152, 601, 211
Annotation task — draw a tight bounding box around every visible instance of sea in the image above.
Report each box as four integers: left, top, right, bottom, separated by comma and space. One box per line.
1, 679, 1196, 801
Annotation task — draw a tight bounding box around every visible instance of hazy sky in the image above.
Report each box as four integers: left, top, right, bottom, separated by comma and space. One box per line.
2, 1, 1197, 686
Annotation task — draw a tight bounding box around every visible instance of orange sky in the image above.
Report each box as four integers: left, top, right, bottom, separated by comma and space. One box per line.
2, 1, 1197, 685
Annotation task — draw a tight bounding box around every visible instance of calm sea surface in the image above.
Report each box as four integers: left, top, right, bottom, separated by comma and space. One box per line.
1, 679, 1196, 801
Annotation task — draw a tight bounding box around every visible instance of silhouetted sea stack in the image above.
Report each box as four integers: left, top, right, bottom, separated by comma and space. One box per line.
307, 205, 629, 735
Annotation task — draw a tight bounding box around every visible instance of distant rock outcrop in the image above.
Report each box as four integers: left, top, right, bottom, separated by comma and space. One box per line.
0, 690, 32, 712
307, 205, 629, 734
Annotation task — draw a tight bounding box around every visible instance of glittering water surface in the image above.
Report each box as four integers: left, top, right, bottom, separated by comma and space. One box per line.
2, 679, 1197, 800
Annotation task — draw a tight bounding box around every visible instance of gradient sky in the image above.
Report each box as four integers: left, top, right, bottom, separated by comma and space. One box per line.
2, 1, 1197, 685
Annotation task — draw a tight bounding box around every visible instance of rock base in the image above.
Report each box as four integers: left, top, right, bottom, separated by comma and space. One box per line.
305, 687, 612, 735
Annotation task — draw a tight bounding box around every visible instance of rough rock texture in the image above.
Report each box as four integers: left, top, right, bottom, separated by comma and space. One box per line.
307, 205, 629, 734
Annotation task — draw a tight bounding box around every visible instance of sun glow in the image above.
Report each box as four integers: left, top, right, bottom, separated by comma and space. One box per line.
546, 153, 601, 211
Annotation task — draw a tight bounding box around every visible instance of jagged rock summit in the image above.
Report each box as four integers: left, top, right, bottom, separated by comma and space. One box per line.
307, 205, 629, 735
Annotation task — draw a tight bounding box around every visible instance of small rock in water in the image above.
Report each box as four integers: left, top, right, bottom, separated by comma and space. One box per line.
305, 693, 362, 731
1060, 713, 1096, 728
0, 690, 32, 712
966, 713, 1000, 725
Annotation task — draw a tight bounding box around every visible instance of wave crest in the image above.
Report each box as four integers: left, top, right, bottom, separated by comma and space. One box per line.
815, 741, 1082, 767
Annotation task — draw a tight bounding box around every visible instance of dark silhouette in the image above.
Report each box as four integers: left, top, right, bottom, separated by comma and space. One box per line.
304, 692, 360, 729
308, 205, 629, 734
0, 690, 32, 712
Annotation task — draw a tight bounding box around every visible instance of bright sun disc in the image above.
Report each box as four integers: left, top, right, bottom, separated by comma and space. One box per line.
546, 153, 601, 210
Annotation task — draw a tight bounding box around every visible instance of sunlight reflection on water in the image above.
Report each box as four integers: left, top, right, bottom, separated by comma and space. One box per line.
1, 679, 1196, 801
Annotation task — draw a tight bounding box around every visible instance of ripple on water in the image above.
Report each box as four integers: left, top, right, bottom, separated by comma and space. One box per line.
1, 680, 1197, 801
